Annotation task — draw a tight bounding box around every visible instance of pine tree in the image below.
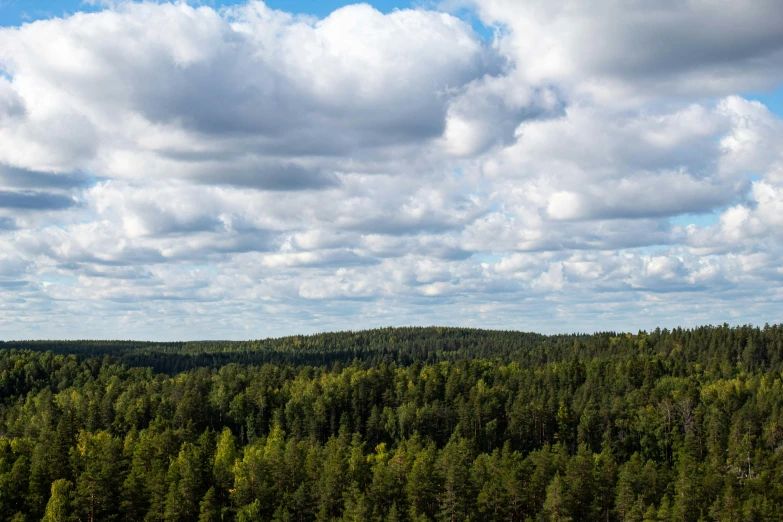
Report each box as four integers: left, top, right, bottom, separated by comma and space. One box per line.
615, 453, 643, 520
72, 431, 125, 522
528, 444, 556, 514
642, 504, 659, 522
316, 436, 348, 521
213, 426, 237, 513
164, 437, 213, 522
657, 495, 672, 522
672, 437, 701, 522
564, 443, 595, 520
709, 479, 740, 522
593, 446, 617, 522
120, 431, 158, 522
543, 474, 572, 522
386, 502, 401, 522
341, 487, 372, 521
198, 487, 221, 522
1, 454, 32, 521
437, 435, 474, 522
474, 450, 509, 521
406, 442, 440, 520
236, 500, 262, 522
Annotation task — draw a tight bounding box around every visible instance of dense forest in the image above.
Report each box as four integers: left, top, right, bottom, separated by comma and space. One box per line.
1, 324, 782, 521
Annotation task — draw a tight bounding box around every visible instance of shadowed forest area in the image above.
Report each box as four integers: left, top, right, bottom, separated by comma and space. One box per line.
1, 324, 782, 520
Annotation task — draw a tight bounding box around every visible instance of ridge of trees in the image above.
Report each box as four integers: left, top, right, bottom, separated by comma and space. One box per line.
3, 323, 781, 374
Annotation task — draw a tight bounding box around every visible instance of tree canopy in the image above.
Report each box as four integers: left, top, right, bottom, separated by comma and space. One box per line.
0, 324, 782, 520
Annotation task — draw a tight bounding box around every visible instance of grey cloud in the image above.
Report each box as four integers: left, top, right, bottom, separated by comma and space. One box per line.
444, 81, 565, 156
118, 231, 278, 263
195, 230, 279, 257
84, 248, 168, 267
156, 148, 246, 163
0, 217, 15, 230
0, 190, 76, 210
0, 78, 25, 119
423, 246, 473, 261
471, 0, 783, 95
545, 178, 738, 221
146, 215, 227, 236
191, 162, 339, 191
0, 280, 29, 289
461, 212, 678, 253
586, 3, 783, 79
137, 58, 458, 149
550, 227, 676, 251
54, 263, 158, 285
345, 216, 460, 237
354, 234, 472, 261
0, 166, 94, 190
307, 251, 381, 269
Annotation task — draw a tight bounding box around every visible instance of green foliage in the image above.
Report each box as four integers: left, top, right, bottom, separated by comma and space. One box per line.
544, 474, 572, 522
0, 324, 781, 520
42, 479, 72, 522
198, 487, 221, 522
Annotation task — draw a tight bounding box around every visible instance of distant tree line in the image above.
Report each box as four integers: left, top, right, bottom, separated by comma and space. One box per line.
0, 324, 781, 520
3, 324, 781, 374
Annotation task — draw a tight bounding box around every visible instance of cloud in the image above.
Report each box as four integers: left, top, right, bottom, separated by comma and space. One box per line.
465, 0, 783, 101
0, 77, 25, 120
0, 165, 93, 190
544, 172, 734, 221
0, 217, 15, 230
686, 180, 783, 254
0, 190, 76, 210
0, 1, 502, 182
0, 0, 781, 339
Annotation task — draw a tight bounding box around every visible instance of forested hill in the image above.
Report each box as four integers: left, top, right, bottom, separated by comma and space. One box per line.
1, 327, 555, 372
1, 324, 783, 521
2, 323, 782, 374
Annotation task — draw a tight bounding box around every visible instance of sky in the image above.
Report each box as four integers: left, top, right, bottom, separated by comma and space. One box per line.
0, 0, 413, 22
0, 1, 782, 340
